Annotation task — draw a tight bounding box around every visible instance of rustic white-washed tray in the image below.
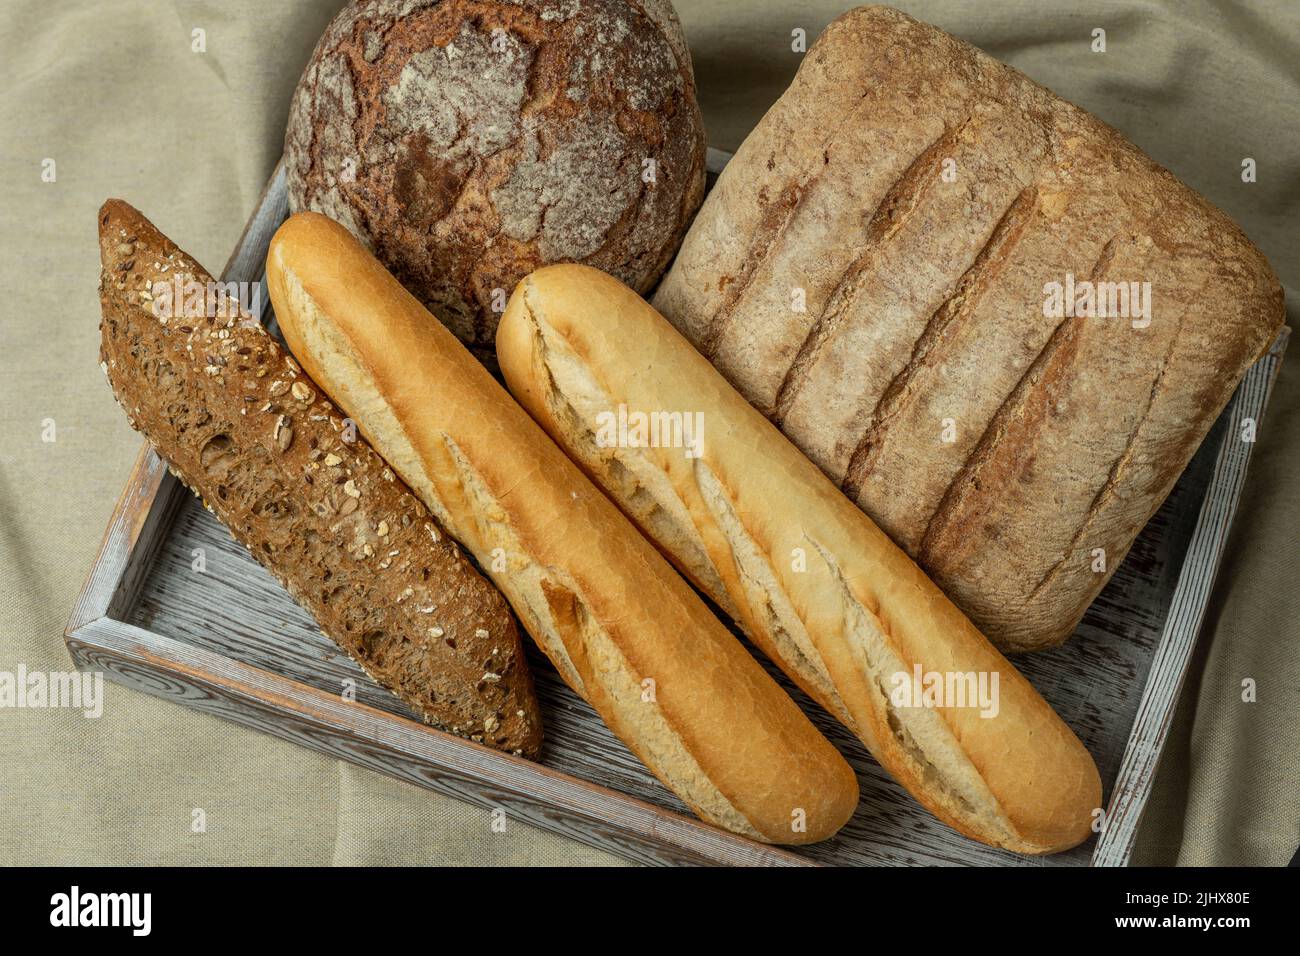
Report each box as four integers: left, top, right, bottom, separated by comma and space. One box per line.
64, 151, 1290, 866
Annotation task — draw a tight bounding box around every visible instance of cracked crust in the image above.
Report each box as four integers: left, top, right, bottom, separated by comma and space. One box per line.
653, 5, 1285, 651
284, 0, 706, 364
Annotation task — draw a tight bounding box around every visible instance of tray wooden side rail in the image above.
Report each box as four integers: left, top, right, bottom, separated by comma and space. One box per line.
1092, 327, 1288, 867
65, 156, 1290, 866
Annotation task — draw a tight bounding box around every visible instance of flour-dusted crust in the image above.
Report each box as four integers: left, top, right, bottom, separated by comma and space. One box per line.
284, 0, 705, 362
653, 5, 1286, 652
97, 200, 541, 756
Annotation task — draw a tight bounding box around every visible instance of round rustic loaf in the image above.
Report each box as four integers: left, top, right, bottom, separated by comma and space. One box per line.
284, 0, 706, 360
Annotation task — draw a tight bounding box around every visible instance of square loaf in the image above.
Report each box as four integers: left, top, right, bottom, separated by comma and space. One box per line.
653, 5, 1285, 651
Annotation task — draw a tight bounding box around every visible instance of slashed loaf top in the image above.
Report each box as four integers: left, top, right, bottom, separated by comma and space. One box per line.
653, 4, 1285, 651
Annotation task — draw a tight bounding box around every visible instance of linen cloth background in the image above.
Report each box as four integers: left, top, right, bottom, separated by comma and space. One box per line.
0, 0, 1295, 866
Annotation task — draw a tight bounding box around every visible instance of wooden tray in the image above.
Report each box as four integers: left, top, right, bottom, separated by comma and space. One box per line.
65, 153, 1290, 866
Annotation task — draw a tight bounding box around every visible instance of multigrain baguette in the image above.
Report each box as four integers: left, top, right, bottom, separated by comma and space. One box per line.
97, 200, 542, 757
652, 5, 1286, 652
498, 264, 1103, 854
266, 212, 859, 844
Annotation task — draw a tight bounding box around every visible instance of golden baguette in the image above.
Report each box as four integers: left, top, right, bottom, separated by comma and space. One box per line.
497, 263, 1103, 854
266, 213, 858, 844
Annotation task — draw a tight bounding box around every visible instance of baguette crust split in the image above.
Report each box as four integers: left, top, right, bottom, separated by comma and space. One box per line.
498, 263, 1104, 854
266, 212, 859, 845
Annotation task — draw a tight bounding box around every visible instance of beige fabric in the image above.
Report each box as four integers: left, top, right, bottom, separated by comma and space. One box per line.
0, 0, 1294, 865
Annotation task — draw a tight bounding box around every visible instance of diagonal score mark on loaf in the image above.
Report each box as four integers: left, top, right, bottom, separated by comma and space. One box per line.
520, 293, 849, 723
917, 236, 1121, 566
797, 535, 1016, 844
436, 434, 585, 692
522, 294, 735, 614
698, 89, 902, 364
522, 292, 843, 718
770, 111, 1051, 483
840, 185, 1041, 502
438, 434, 763, 841
696, 177, 802, 362
696, 458, 1017, 844
1022, 242, 1196, 605
690, 462, 856, 728
772, 118, 974, 425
